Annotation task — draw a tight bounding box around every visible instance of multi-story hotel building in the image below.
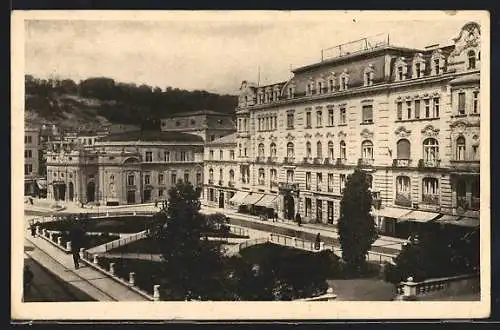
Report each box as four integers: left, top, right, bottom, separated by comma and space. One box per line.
24, 125, 41, 195
211, 22, 481, 237
46, 130, 204, 205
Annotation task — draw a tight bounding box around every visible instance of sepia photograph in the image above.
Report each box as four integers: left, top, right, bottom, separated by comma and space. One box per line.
11, 10, 490, 320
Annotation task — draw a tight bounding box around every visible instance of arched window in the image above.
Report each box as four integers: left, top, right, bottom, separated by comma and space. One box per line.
422, 177, 439, 203
306, 141, 312, 158
328, 141, 334, 159
396, 176, 411, 194
340, 140, 347, 159
468, 50, 476, 69
361, 140, 373, 159
423, 138, 439, 162
209, 168, 214, 181
229, 169, 235, 181
287, 142, 294, 158
316, 141, 323, 158
258, 168, 265, 185
456, 136, 466, 160
270, 143, 277, 158
396, 139, 411, 159
258, 143, 265, 158
238, 143, 242, 157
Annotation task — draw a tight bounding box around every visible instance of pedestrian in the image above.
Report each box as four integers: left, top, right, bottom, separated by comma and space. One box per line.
295, 212, 302, 227
274, 211, 278, 222
30, 222, 36, 237
29, 197, 34, 205
315, 232, 321, 250
24, 265, 34, 293
69, 226, 84, 269
155, 200, 158, 208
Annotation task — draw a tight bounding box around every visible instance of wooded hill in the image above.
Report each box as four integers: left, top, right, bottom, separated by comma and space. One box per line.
25, 75, 238, 131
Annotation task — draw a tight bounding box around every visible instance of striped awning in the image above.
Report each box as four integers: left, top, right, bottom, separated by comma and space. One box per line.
241, 193, 264, 206
398, 210, 441, 223
254, 194, 278, 208
229, 191, 249, 204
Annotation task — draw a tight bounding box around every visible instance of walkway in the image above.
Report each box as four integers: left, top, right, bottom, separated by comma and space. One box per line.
24, 233, 149, 301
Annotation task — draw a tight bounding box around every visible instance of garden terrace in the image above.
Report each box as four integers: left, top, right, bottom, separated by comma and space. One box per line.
38, 215, 154, 234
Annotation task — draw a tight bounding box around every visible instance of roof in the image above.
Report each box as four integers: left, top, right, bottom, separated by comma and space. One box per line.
98, 130, 204, 143
206, 132, 238, 146
450, 73, 480, 85
168, 110, 233, 118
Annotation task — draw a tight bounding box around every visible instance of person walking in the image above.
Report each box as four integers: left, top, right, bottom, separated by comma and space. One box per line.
315, 232, 321, 250
295, 212, 302, 227
69, 225, 84, 269
30, 222, 36, 237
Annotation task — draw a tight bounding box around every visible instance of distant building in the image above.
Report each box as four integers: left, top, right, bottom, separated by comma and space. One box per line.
24, 125, 45, 196
45, 130, 204, 205
160, 110, 236, 142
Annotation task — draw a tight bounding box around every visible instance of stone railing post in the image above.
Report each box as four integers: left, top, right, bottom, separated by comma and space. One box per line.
319, 242, 325, 251
57, 237, 62, 246
129, 272, 136, 286
402, 276, 418, 301
66, 241, 72, 251
93, 254, 99, 265
325, 287, 337, 301
294, 237, 298, 246
49, 232, 53, 241
106, 212, 109, 217
79, 248, 85, 260
42, 228, 47, 237
153, 285, 161, 301
109, 262, 115, 275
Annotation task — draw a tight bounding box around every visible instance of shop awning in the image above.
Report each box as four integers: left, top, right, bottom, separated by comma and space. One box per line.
254, 194, 278, 208
229, 191, 249, 204
436, 215, 479, 228
398, 210, 441, 223
373, 207, 412, 219
241, 193, 264, 206
36, 179, 47, 190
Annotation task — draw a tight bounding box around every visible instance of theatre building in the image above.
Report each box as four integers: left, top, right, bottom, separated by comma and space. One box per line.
46, 130, 204, 205
221, 22, 481, 238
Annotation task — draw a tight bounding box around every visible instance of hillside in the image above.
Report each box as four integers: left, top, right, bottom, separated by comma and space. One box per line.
25, 75, 238, 131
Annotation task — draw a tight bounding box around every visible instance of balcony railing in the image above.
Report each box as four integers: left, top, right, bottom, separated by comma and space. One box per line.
419, 159, 441, 168
278, 182, 299, 192
313, 157, 322, 164
283, 157, 295, 164
422, 194, 439, 205
267, 156, 278, 164
395, 192, 412, 207
323, 158, 334, 165
358, 158, 374, 167
336, 158, 347, 166
393, 159, 411, 168
471, 197, 480, 210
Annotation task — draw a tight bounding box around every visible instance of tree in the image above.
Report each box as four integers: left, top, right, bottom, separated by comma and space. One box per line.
337, 168, 378, 272
155, 181, 229, 300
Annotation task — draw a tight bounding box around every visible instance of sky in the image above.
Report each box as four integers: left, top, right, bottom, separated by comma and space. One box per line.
23, 11, 482, 95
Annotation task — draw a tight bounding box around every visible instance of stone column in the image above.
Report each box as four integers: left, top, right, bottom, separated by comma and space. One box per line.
93, 254, 99, 264
153, 285, 161, 301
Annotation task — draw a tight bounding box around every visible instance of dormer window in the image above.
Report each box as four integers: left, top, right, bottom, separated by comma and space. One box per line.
340, 72, 349, 91
415, 63, 421, 78
317, 81, 323, 94
395, 57, 408, 81
328, 73, 336, 92
397, 67, 403, 81
307, 82, 314, 96
288, 86, 295, 99
363, 65, 374, 86
468, 50, 476, 69
413, 53, 426, 79
431, 49, 445, 76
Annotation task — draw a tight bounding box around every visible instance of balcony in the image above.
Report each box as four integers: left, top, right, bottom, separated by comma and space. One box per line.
267, 156, 278, 164
228, 181, 235, 188
422, 194, 439, 205
395, 192, 412, 207
278, 182, 299, 192
449, 160, 480, 172
418, 159, 441, 168
336, 158, 347, 166
393, 159, 412, 168
323, 158, 334, 165
358, 158, 374, 167
283, 157, 295, 164
313, 157, 322, 165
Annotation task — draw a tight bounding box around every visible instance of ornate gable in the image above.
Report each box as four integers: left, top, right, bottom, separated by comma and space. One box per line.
421, 124, 440, 137
394, 126, 411, 138
360, 128, 374, 140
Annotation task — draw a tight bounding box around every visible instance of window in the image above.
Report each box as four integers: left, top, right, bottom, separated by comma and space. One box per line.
258, 143, 265, 158
24, 164, 32, 175
273, 116, 277, 130
397, 102, 403, 121
316, 141, 323, 159
305, 172, 311, 190
473, 91, 479, 113
361, 140, 373, 159
25, 135, 32, 144
244, 148, 247, 157
238, 119, 242, 131
288, 87, 294, 98
306, 111, 311, 128
396, 176, 411, 194
458, 92, 466, 115
144, 174, 151, 185
196, 172, 202, 185
286, 170, 294, 183
305, 198, 312, 217
230, 150, 235, 160
456, 136, 466, 160
328, 109, 334, 126
306, 142, 312, 158
434, 58, 440, 75
316, 111, 323, 127
316, 173, 323, 191
184, 172, 190, 183
414, 100, 421, 119
472, 144, 479, 160
128, 175, 135, 186
339, 107, 346, 124
158, 173, 164, 185
468, 50, 476, 69
362, 105, 373, 124
340, 141, 347, 159
329, 78, 335, 92
209, 150, 214, 160
258, 168, 265, 185
317, 81, 323, 94
229, 169, 235, 182
341, 76, 348, 90
208, 169, 214, 181
364, 71, 373, 86
171, 172, 177, 185
219, 150, 223, 160
397, 66, 403, 81
328, 173, 334, 192
270, 169, 277, 183
397, 139, 411, 159
340, 174, 346, 193
423, 177, 439, 195
238, 144, 242, 157
415, 63, 421, 78
24, 150, 32, 158
406, 101, 412, 119
164, 151, 170, 162
287, 113, 294, 129
423, 138, 439, 162
287, 142, 294, 158
180, 151, 187, 161
328, 141, 334, 159
270, 143, 277, 158
158, 189, 164, 197
145, 151, 152, 162
433, 98, 440, 117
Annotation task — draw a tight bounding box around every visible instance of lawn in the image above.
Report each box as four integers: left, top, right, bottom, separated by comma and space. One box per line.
109, 237, 237, 254
38, 215, 153, 234
49, 231, 120, 249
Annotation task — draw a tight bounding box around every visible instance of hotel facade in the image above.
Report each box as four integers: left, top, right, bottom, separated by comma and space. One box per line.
204, 22, 481, 237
